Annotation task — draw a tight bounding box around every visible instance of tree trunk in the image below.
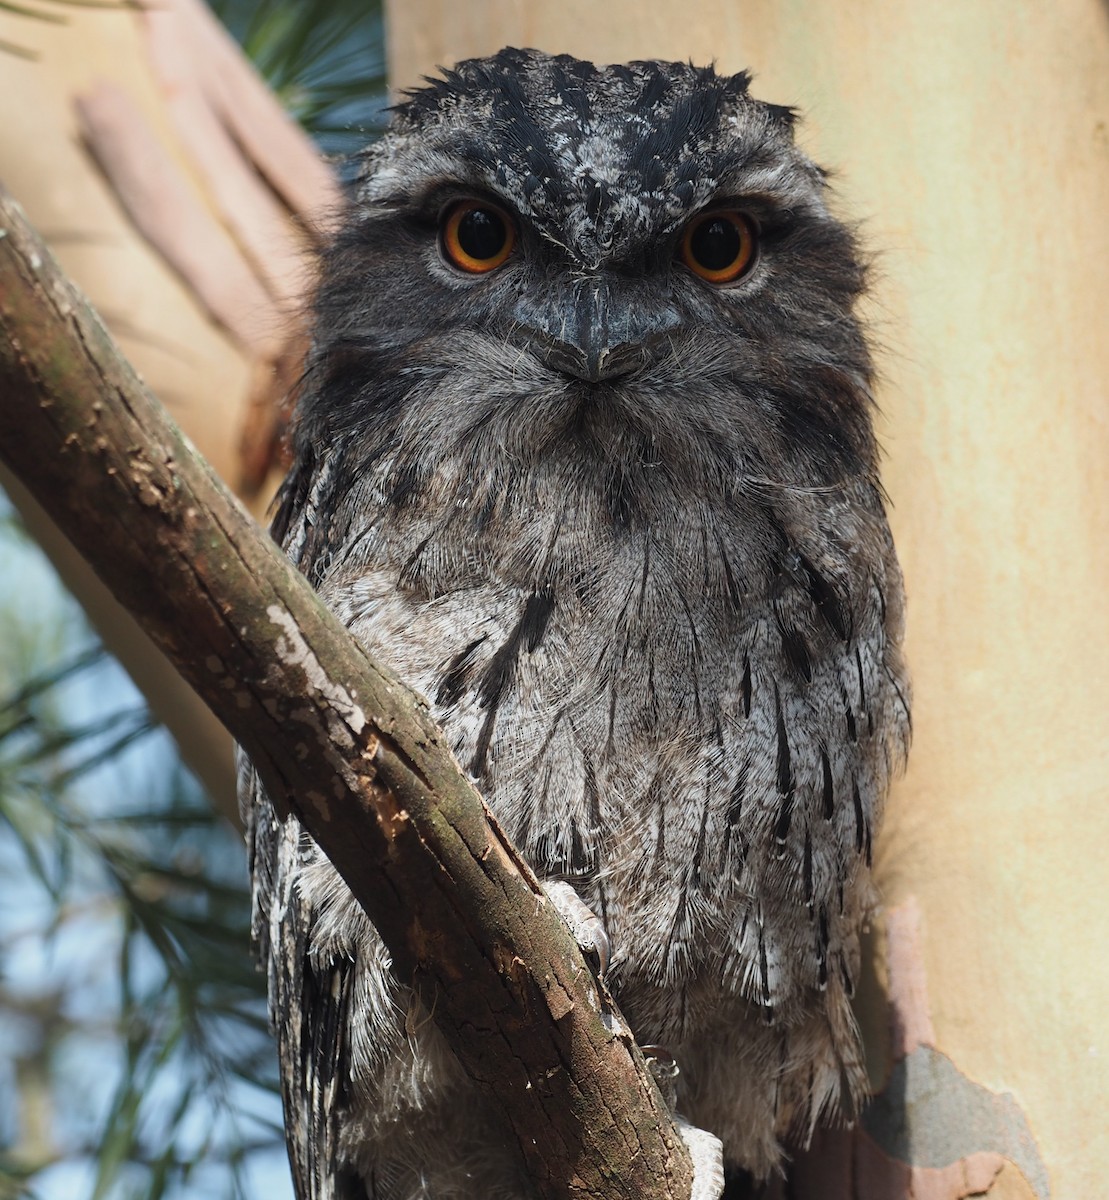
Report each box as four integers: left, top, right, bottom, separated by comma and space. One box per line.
383, 7, 1109, 1200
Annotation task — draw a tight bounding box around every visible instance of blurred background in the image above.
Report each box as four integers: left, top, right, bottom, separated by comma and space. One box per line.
2, 3, 1108, 1199
0, 3, 385, 1196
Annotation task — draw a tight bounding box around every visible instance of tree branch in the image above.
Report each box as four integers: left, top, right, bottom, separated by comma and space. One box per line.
0, 188, 695, 1200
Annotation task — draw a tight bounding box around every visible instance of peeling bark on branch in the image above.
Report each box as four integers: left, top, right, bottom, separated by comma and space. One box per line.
0, 189, 695, 1200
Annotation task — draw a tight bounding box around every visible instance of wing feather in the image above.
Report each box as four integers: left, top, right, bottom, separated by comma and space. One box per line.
243, 764, 363, 1200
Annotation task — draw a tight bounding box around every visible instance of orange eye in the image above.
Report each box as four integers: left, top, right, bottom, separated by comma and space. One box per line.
440, 200, 516, 273
679, 210, 757, 284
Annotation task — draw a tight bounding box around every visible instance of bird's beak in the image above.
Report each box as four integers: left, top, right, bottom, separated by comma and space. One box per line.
516, 278, 671, 384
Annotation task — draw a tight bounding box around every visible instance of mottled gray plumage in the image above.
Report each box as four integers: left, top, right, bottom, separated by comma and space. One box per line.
241, 47, 910, 1199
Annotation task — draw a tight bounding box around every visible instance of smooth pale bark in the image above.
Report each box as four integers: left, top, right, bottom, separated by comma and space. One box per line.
0, 191, 695, 1200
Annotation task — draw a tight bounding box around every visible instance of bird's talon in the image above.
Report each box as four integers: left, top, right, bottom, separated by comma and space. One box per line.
541, 880, 611, 979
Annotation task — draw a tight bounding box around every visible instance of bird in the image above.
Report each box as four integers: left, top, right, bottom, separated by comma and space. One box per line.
240, 46, 911, 1200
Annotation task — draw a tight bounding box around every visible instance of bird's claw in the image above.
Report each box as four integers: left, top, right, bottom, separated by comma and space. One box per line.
641, 1043, 680, 1109
541, 880, 611, 978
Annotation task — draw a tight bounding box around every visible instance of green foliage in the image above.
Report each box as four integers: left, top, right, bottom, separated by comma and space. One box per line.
0, 507, 284, 1200
209, 0, 387, 156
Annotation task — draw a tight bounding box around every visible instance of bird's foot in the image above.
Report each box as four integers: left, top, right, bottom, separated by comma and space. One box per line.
541, 888, 722, 1198
641, 1043, 679, 1109
676, 1118, 726, 1200
640, 1046, 723, 1199
541, 880, 610, 978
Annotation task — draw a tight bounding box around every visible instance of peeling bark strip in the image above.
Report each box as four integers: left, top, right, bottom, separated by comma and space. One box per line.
0, 190, 694, 1200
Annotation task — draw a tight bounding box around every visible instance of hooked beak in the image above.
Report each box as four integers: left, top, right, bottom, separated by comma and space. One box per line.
532, 330, 646, 383
519, 279, 668, 384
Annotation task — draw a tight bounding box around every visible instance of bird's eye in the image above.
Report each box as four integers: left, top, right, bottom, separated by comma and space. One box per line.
679, 210, 757, 284
440, 200, 516, 273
